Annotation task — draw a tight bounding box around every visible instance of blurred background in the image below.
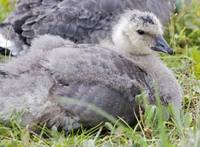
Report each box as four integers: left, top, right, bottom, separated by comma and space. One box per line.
0, 0, 199, 146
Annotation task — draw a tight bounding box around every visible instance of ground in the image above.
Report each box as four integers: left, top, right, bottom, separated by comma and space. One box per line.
0, 0, 200, 146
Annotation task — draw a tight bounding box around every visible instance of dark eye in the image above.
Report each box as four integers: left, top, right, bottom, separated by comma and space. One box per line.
137, 30, 145, 35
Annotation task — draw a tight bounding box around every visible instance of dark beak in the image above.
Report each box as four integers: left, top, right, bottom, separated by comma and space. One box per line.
151, 36, 173, 55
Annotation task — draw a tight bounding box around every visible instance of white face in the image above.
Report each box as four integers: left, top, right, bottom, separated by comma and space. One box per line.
112, 10, 172, 55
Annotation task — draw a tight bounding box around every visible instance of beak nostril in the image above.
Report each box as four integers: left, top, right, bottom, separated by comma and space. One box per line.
152, 36, 173, 54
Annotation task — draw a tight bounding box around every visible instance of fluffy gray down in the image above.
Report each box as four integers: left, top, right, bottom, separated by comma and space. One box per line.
0, 35, 156, 131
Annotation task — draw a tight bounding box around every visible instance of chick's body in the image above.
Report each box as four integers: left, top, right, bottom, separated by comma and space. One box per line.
0, 9, 182, 131
0, 35, 152, 130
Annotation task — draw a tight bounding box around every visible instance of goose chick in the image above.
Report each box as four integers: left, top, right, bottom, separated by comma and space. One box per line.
106, 10, 182, 108
0, 35, 154, 132
0, 10, 182, 132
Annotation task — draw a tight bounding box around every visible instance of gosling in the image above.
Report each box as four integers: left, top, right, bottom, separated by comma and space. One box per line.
0, 10, 182, 132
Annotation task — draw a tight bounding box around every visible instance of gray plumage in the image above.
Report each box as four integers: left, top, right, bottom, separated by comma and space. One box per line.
0, 0, 175, 54
0, 33, 182, 131
0, 35, 154, 130
0, 10, 182, 132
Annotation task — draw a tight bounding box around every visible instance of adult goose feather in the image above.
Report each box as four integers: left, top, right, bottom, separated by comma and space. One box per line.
0, 0, 175, 55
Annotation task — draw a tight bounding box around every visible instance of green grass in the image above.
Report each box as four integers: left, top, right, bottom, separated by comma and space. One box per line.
0, 0, 14, 21
0, 0, 200, 146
